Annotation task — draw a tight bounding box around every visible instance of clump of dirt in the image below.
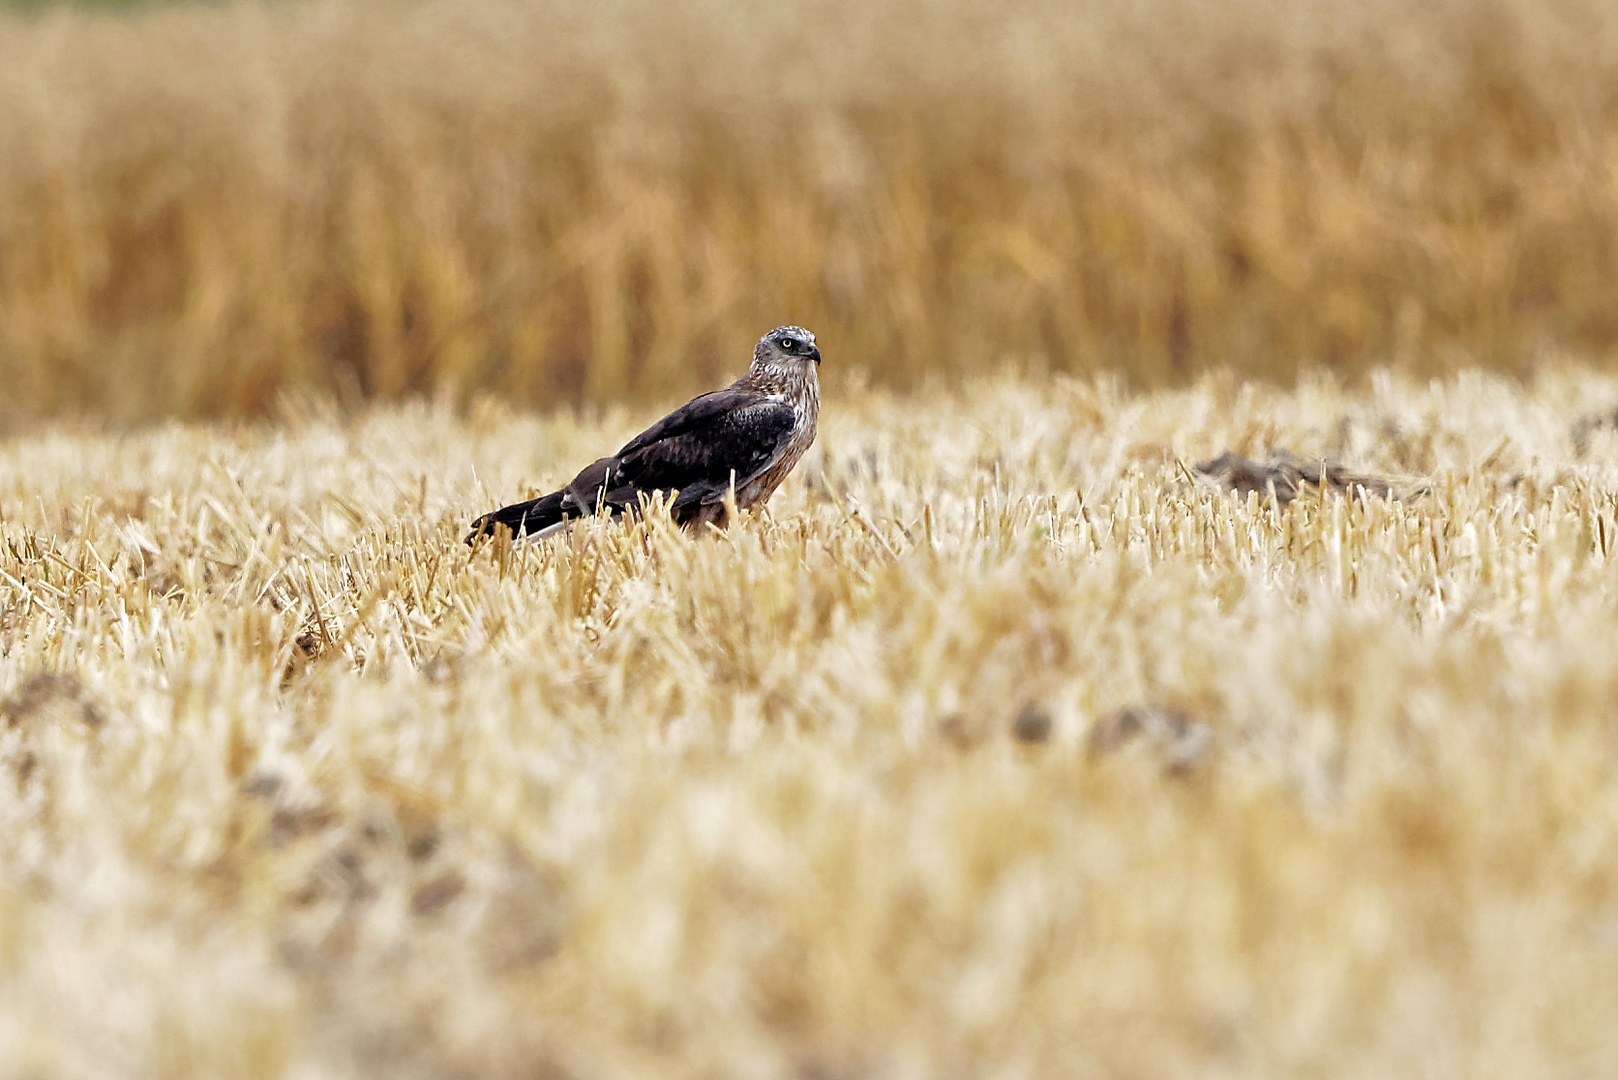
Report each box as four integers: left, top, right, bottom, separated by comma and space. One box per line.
1572, 408, 1618, 455
1010, 701, 1053, 745
1088, 704, 1213, 776
1196, 449, 1419, 504
2, 672, 105, 731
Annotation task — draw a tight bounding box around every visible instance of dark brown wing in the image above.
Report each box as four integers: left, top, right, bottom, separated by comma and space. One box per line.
613, 390, 765, 457
615, 396, 796, 509
465, 490, 568, 543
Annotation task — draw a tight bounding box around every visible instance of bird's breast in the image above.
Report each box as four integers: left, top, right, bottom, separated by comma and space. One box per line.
737, 382, 818, 508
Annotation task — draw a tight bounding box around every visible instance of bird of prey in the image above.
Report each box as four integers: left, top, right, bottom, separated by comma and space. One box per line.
467, 325, 821, 544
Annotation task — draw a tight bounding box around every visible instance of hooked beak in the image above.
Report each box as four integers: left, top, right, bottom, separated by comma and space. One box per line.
807, 345, 821, 365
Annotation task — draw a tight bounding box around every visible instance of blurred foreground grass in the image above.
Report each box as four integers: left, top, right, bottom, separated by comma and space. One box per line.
5, 371, 1618, 1075
3, 0, 1618, 419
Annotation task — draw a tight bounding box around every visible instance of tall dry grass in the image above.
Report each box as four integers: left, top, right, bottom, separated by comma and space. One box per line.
3, 0, 1618, 420
5, 371, 1618, 1075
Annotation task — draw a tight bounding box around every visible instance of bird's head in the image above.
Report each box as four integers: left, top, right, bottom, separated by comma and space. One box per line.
753, 325, 821, 378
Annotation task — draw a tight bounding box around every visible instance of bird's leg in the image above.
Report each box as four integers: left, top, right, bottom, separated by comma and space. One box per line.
689, 502, 729, 535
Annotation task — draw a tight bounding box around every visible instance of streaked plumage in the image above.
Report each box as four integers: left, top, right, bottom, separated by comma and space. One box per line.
467, 326, 821, 543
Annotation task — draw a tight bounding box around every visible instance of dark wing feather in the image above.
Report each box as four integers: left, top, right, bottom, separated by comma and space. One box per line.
614, 389, 767, 458
615, 398, 795, 505
465, 489, 568, 542
564, 457, 622, 511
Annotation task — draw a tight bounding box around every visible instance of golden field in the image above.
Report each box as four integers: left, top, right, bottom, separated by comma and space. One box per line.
4, 369, 1618, 1076
4, 0, 1618, 419
8, 0, 1618, 1075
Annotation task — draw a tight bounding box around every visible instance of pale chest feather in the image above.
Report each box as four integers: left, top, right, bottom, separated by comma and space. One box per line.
737, 382, 819, 507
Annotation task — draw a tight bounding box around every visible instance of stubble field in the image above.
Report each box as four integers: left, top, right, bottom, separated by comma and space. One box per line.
5, 369, 1618, 1078
6, 0, 1618, 1074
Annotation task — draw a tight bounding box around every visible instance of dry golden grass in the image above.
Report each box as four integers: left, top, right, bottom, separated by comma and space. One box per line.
4, 369, 1618, 1076
4, 0, 1618, 419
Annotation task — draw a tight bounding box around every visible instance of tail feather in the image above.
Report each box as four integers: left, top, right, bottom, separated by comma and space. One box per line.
465, 490, 569, 544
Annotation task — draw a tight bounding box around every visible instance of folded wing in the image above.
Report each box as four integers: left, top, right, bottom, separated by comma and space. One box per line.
612, 390, 796, 512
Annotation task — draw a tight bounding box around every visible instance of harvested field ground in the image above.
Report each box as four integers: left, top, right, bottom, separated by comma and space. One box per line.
4, 370, 1618, 1077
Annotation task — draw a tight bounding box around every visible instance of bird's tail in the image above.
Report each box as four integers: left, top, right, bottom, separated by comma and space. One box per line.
465, 490, 570, 545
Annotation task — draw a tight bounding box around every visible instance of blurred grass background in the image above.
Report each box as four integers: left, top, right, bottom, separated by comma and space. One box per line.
2, 0, 1617, 420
